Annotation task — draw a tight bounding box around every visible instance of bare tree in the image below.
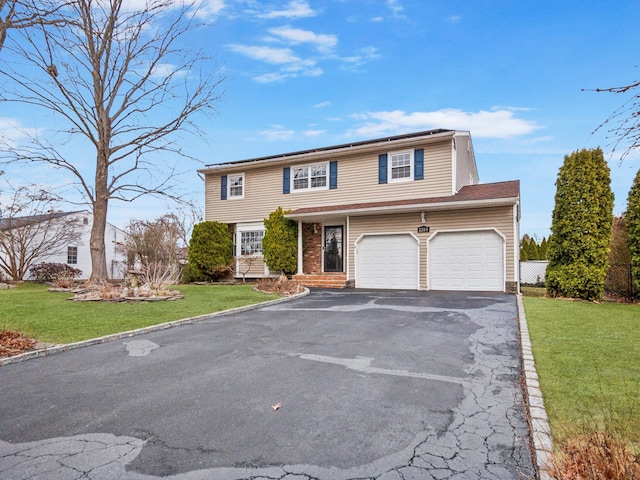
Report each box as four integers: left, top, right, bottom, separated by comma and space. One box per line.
0, 0, 69, 53
124, 213, 191, 288
0, 185, 81, 280
0, 0, 223, 283
591, 79, 640, 162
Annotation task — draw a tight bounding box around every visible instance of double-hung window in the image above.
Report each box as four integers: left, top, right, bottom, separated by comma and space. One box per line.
67, 246, 78, 265
228, 173, 244, 199
292, 163, 328, 192
240, 230, 264, 255
390, 151, 413, 182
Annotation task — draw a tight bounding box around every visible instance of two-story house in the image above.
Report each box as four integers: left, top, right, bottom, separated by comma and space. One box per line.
199, 129, 520, 292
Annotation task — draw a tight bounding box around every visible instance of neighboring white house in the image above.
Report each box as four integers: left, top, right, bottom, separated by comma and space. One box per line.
0, 210, 128, 280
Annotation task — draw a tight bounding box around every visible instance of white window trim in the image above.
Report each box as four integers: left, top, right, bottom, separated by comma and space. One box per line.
388, 149, 414, 183
235, 223, 265, 257
291, 162, 329, 193
228, 173, 245, 199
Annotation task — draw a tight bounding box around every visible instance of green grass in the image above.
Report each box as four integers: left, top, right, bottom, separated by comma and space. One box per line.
0, 282, 279, 344
523, 296, 640, 450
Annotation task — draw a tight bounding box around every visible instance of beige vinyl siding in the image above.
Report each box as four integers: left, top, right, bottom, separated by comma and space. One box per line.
204, 140, 454, 224
235, 256, 268, 278
455, 134, 480, 192
348, 205, 516, 289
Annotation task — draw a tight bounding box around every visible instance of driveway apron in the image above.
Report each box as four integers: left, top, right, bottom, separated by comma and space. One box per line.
0, 290, 535, 480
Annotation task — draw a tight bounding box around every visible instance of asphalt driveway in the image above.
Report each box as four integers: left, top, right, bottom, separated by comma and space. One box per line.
0, 289, 535, 480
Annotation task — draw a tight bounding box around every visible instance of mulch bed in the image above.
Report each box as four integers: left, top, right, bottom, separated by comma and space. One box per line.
0, 330, 37, 358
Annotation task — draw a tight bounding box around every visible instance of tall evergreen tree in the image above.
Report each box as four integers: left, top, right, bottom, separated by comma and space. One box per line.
626, 169, 640, 296
546, 148, 614, 300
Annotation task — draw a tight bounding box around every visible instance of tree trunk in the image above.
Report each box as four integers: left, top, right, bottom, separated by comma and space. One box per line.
89, 197, 108, 283
89, 157, 109, 283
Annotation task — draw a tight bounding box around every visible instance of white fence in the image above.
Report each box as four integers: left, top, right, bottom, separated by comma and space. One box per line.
520, 261, 548, 285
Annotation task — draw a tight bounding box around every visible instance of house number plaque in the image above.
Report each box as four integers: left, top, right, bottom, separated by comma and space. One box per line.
417, 226, 430, 233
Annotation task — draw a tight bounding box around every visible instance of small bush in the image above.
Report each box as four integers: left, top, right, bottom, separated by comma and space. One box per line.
29, 262, 83, 284
550, 432, 640, 480
546, 263, 607, 301
255, 275, 303, 296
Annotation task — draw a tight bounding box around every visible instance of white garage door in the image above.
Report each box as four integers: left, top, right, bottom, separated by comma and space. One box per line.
356, 234, 419, 289
429, 231, 504, 291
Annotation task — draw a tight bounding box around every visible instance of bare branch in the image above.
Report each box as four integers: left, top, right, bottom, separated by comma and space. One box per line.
0, 0, 224, 282
586, 75, 640, 163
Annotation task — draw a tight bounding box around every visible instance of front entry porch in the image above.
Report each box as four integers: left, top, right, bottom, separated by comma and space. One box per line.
291, 220, 347, 289
292, 272, 348, 289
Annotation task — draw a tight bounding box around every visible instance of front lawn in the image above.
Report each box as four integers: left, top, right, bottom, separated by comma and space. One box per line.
0, 282, 280, 344
523, 296, 640, 451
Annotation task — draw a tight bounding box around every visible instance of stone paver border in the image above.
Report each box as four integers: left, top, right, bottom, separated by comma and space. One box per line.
517, 294, 554, 480
0, 288, 309, 367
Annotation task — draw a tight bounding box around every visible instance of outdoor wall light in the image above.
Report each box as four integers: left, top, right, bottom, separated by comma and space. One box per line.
313, 223, 319, 234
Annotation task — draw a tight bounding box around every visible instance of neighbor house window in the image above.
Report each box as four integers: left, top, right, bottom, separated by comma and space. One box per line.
240, 231, 264, 255
389, 151, 413, 182
292, 163, 328, 192
67, 246, 78, 264
228, 173, 244, 199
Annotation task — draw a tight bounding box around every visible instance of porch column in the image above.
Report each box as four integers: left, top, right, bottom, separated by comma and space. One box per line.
297, 221, 303, 275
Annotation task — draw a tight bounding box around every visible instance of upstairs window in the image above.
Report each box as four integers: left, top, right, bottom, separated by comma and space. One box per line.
292, 163, 328, 192
67, 246, 78, 264
390, 151, 413, 182
228, 173, 244, 199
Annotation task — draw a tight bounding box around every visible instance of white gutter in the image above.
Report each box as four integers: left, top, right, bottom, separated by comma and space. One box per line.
284, 197, 519, 220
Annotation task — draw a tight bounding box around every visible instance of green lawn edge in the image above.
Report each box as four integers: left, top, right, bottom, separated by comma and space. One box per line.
523, 296, 640, 451
0, 282, 281, 344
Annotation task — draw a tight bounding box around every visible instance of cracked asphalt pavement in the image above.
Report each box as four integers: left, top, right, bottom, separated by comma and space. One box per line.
0, 289, 535, 479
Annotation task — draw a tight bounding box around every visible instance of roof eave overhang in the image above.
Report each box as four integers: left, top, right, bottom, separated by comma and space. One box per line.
284, 197, 520, 221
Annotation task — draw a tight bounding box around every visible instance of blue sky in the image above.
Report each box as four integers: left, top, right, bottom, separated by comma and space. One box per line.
1, 0, 640, 238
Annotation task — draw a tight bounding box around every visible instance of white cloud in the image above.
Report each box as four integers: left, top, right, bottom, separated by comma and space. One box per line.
340, 47, 381, 68
0, 117, 38, 148
347, 109, 542, 138
314, 101, 332, 108
260, 125, 295, 141
268, 26, 338, 54
227, 44, 303, 65
257, 0, 316, 19
116, 0, 225, 19
386, 0, 405, 17
304, 129, 325, 136
448, 15, 461, 23
228, 42, 323, 82
196, 0, 226, 18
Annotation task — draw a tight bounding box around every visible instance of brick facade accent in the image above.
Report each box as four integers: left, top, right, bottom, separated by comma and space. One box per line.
302, 223, 322, 274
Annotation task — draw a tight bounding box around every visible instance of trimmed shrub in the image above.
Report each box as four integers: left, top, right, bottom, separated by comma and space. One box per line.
29, 262, 83, 284
263, 207, 298, 276
546, 263, 607, 301
187, 221, 233, 281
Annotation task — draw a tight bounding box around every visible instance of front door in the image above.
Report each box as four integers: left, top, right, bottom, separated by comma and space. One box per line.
323, 225, 343, 272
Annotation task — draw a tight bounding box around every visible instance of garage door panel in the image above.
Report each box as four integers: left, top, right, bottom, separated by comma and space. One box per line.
429, 231, 504, 292
357, 235, 418, 290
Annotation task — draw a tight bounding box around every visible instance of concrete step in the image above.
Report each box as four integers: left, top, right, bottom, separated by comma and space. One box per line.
293, 274, 347, 289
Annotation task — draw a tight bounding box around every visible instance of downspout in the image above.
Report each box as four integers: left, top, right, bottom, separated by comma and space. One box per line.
346, 216, 350, 283
297, 221, 303, 275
